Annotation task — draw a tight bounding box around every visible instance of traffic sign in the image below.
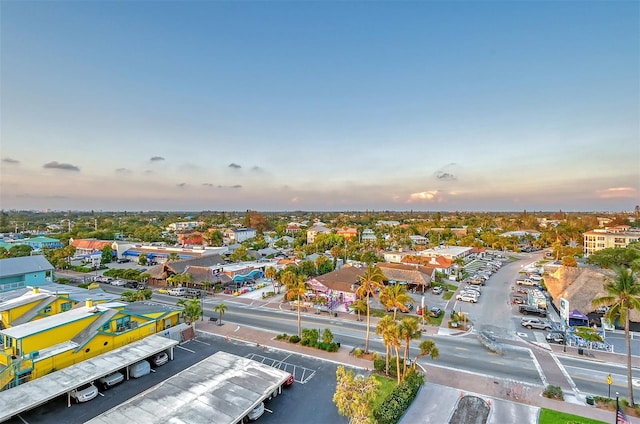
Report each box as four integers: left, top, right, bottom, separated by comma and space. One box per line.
607, 374, 613, 385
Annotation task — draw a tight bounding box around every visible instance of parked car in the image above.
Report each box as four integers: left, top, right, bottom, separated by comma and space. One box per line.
246, 402, 265, 421
283, 374, 295, 388
429, 307, 443, 318
519, 305, 547, 317
521, 317, 552, 330
456, 294, 478, 303
124, 281, 138, 289
545, 331, 565, 344
431, 286, 444, 295
117, 258, 130, 263
130, 360, 151, 378
111, 280, 127, 287
150, 351, 169, 367
460, 290, 480, 298
512, 295, 527, 305
386, 303, 414, 313
98, 371, 124, 390
70, 383, 99, 403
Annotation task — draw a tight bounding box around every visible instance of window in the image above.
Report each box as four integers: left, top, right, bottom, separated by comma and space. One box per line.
102, 322, 111, 331
42, 306, 52, 314
61, 302, 72, 312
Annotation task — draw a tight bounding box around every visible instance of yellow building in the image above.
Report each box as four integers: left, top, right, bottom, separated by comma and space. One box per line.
0, 299, 182, 390
0, 287, 117, 328
583, 226, 640, 257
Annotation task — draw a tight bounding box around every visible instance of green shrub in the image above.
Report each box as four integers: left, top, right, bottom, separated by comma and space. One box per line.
301, 328, 319, 346
322, 328, 334, 344
289, 335, 300, 343
352, 348, 364, 358
326, 342, 339, 352
373, 369, 424, 424
542, 385, 564, 400
275, 333, 288, 340
373, 356, 399, 378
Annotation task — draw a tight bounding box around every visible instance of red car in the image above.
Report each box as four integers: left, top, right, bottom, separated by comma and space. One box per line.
283, 374, 294, 388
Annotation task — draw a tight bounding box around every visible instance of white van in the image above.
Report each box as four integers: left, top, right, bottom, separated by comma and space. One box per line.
168, 287, 187, 296
130, 360, 151, 378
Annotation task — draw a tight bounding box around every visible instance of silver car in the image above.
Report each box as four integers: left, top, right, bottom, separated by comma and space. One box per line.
520, 317, 552, 330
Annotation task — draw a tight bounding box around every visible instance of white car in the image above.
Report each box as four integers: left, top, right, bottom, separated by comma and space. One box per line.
456, 294, 478, 303
246, 402, 265, 421
463, 287, 481, 295
111, 280, 127, 287
70, 383, 99, 403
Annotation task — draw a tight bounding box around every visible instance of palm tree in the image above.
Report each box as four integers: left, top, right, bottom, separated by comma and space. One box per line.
350, 299, 367, 322
265, 266, 278, 293
177, 298, 202, 325
167, 252, 181, 262
380, 285, 414, 320
213, 303, 228, 325
375, 315, 397, 376
453, 257, 465, 281
284, 272, 309, 337
356, 264, 385, 353
398, 317, 422, 380
593, 266, 640, 406
413, 339, 439, 369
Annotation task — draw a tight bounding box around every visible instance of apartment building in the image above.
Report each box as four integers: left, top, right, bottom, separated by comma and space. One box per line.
583, 226, 640, 257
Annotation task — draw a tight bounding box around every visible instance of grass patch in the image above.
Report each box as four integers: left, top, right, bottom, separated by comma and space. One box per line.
443, 283, 458, 291
427, 314, 444, 326
538, 408, 606, 424
443, 292, 454, 301
371, 375, 397, 411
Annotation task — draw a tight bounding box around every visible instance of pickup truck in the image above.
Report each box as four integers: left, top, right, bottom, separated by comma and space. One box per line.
516, 278, 538, 286
519, 304, 547, 317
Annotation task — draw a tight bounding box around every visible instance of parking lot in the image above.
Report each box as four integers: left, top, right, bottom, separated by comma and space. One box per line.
5, 332, 348, 424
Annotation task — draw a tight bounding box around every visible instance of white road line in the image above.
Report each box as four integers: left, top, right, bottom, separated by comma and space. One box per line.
176, 345, 195, 353
528, 348, 548, 387
550, 351, 580, 395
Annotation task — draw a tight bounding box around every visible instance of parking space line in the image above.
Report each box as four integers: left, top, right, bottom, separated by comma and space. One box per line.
176, 344, 196, 353
245, 353, 316, 384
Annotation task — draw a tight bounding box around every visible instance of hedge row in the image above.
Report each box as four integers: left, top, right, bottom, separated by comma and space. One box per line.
373, 369, 424, 424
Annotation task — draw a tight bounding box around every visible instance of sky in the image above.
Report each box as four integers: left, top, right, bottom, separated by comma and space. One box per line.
1, 1, 638, 213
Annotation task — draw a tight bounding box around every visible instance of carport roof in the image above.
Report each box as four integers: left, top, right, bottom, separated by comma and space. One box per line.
0, 334, 178, 422
87, 351, 291, 424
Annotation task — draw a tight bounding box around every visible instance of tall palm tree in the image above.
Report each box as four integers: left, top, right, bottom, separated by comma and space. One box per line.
380, 285, 414, 320
375, 315, 397, 376
284, 272, 309, 337
264, 266, 278, 293
593, 266, 640, 406
356, 264, 385, 353
213, 302, 227, 325
399, 317, 422, 380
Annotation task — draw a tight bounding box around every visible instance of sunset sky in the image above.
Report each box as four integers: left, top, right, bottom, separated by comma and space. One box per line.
1, 1, 638, 212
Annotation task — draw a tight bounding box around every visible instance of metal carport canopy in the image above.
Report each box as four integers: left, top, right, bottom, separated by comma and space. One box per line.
86, 351, 291, 424
0, 334, 178, 422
